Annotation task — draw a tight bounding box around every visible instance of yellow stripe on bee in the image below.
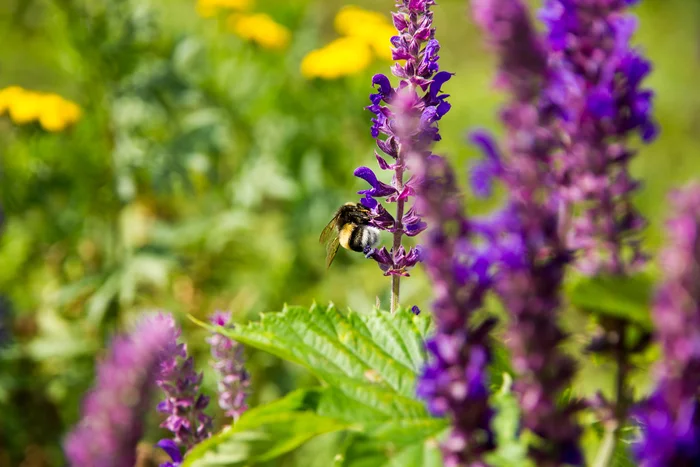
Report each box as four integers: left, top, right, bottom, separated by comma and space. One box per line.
339, 223, 355, 250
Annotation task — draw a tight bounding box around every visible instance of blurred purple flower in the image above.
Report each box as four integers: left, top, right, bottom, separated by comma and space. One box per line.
64, 313, 177, 467
156, 315, 212, 465
471, 0, 583, 465
358, 0, 452, 287
392, 79, 496, 464
541, 0, 657, 275
207, 311, 249, 421
633, 184, 700, 466
415, 155, 497, 467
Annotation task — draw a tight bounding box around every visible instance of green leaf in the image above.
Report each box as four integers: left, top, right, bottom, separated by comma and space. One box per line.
486, 373, 531, 466
189, 305, 447, 466
183, 389, 352, 467
567, 273, 654, 329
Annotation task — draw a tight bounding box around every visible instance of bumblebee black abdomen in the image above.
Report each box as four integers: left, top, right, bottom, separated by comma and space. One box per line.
339, 223, 380, 253
349, 225, 367, 252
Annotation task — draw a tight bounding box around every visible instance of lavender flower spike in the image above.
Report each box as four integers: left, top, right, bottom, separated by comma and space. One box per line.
388, 90, 496, 464
472, 1, 583, 465
207, 311, 249, 421
64, 313, 177, 467
541, 0, 657, 275
356, 0, 452, 312
415, 155, 497, 467
156, 316, 212, 466
633, 184, 700, 466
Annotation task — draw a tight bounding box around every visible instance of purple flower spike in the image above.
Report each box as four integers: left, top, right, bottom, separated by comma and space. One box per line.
207, 311, 250, 421
413, 153, 497, 466
541, 0, 657, 275
356, 0, 452, 309
64, 314, 178, 467
472, 0, 583, 464
156, 316, 212, 464
633, 184, 700, 466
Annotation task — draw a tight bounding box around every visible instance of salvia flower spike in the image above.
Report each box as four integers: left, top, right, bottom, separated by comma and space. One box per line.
633, 184, 700, 466
207, 311, 250, 421
64, 314, 177, 467
413, 152, 498, 467
471, 0, 583, 464
156, 315, 212, 466
541, 0, 657, 275
357, 0, 452, 312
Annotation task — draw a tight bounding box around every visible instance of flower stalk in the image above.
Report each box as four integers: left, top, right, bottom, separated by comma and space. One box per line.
64, 314, 177, 467
632, 184, 700, 466
207, 311, 249, 421
471, 0, 583, 464
540, 0, 658, 461
356, 0, 452, 312
156, 316, 212, 466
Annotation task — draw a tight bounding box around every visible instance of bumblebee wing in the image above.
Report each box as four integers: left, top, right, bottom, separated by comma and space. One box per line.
325, 236, 340, 269
319, 215, 339, 244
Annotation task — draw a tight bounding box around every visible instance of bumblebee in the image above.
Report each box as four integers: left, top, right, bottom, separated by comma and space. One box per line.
319, 203, 380, 268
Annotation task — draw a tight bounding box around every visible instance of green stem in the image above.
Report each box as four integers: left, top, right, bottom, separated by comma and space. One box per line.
390, 163, 405, 314
593, 321, 629, 467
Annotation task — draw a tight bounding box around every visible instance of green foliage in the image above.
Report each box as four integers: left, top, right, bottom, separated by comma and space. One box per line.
486, 374, 530, 466
183, 389, 352, 466
1, 0, 699, 464
187, 305, 447, 465
568, 273, 655, 330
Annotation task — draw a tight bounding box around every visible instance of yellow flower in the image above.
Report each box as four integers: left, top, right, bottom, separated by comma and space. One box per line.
227, 13, 290, 50
0, 86, 22, 115
196, 0, 253, 18
334, 6, 395, 61
0, 86, 81, 131
334, 5, 388, 34
39, 94, 82, 132
301, 37, 373, 79
7, 88, 43, 124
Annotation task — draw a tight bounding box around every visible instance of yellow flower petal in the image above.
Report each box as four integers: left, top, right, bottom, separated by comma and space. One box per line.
38, 94, 71, 132
8, 89, 43, 124
196, 0, 253, 18
0, 86, 24, 115
334, 6, 395, 61
227, 13, 290, 50
334, 5, 389, 37
301, 37, 373, 79
0, 87, 81, 130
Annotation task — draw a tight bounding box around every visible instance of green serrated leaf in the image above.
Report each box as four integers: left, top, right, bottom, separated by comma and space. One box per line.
567, 273, 654, 330
218, 305, 432, 398
183, 389, 352, 467
190, 305, 448, 466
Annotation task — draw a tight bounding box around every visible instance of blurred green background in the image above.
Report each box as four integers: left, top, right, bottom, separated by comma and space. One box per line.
0, 0, 698, 465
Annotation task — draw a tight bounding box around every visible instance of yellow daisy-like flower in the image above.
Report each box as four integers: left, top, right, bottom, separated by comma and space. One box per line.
0, 86, 24, 116
334, 5, 388, 33
196, 0, 253, 18
227, 13, 290, 50
0, 86, 81, 131
39, 94, 82, 132
300, 37, 373, 79
5, 87, 43, 124
334, 6, 395, 60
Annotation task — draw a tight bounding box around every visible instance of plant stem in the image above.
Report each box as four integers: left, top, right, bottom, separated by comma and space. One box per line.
390, 164, 405, 314
593, 320, 629, 467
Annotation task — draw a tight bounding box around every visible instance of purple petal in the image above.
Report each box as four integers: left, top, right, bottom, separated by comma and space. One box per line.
157, 439, 183, 463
